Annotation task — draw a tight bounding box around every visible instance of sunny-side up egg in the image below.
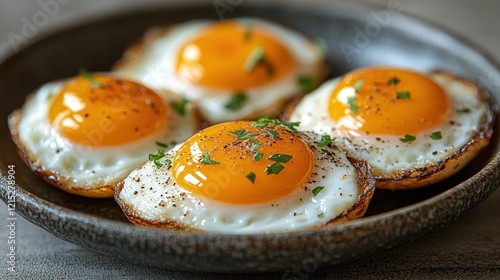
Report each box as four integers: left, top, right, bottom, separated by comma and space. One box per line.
8, 72, 201, 198
115, 120, 375, 234
113, 18, 326, 124
285, 67, 495, 189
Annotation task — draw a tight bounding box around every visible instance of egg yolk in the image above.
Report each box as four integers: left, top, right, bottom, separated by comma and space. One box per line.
328, 67, 451, 135
175, 20, 295, 90
48, 74, 168, 146
172, 121, 313, 204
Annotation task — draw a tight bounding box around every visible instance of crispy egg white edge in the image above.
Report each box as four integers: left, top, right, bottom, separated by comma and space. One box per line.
16, 76, 199, 189
288, 72, 488, 173
113, 17, 325, 123
116, 132, 359, 234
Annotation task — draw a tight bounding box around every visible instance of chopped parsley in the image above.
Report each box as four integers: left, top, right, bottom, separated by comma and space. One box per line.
265, 162, 284, 175
268, 154, 293, 163
230, 129, 246, 136
430, 131, 442, 140
396, 91, 411, 100
244, 24, 253, 41
317, 134, 332, 147
237, 132, 259, 140
253, 117, 300, 133
244, 47, 274, 76
149, 149, 168, 168
399, 134, 416, 143
266, 129, 280, 138
312, 186, 325, 197
46, 91, 55, 101
457, 108, 471, 114
253, 151, 264, 161
155, 141, 168, 148
354, 79, 364, 93
347, 96, 359, 114
252, 122, 268, 129
297, 75, 316, 93
250, 141, 262, 152
388, 77, 400, 85
317, 212, 325, 218
172, 97, 188, 116
224, 92, 247, 111
201, 153, 220, 165
245, 171, 256, 183
79, 68, 102, 88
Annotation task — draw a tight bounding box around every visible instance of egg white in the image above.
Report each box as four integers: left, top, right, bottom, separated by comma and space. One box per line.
113, 18, 325, 124
288, 71, 491, 180
116, 132, 364, 234
14, 76, 199, 190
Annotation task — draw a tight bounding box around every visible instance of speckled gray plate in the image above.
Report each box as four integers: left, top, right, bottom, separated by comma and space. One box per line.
0, 1, 499, 273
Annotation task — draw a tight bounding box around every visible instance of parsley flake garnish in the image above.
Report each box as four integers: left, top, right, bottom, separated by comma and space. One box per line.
399, 134, 416, 143
312, 186, 325, 197
250, 141, 262, 152
172, 97, 188, 116
388, 77, 400, 85
266, 129, 280, 138
245, 172, 256, 183
244, 47, 274, 76
347, 96, 359, 114
297, 75, 316, 93
46, 91, 55, 101
79, 68, 102, 88
224, 92, 247, 111
252, 122, 268, 129
244, 24, 253, 41
230, 129, 246, 136
396, 91, 411, 99
253, 151, 263, 161
253, 117, 300, 133
317, 212, 325, 218
149, 149, 167, 168
268, 154, 293, 163
318, 135, 332, 147
201, 153, 220, 165
237, 132, 259, 140
457, 108, 471, 114
354, 79, 364, 93
430, 131, 442, 140
265, 162, 284, 175
155, 141, 168, 148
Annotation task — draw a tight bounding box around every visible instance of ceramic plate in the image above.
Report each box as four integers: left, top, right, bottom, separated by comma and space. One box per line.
0, 1, 499, 273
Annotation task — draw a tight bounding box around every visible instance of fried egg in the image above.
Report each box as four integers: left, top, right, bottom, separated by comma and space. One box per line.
115, 120, 375, 234
8, 72, 201, 198
113, 18, 326, 124
285, 67, 495, 189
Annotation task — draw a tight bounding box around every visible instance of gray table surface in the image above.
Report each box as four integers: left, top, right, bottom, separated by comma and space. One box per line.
1, 0, 500, 279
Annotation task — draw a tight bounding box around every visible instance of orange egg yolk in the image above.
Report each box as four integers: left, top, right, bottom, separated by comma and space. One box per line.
172, 121, 313, 204
48, 75, 168, 146
328, 67, 450, 135
175, 20, 295, 91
